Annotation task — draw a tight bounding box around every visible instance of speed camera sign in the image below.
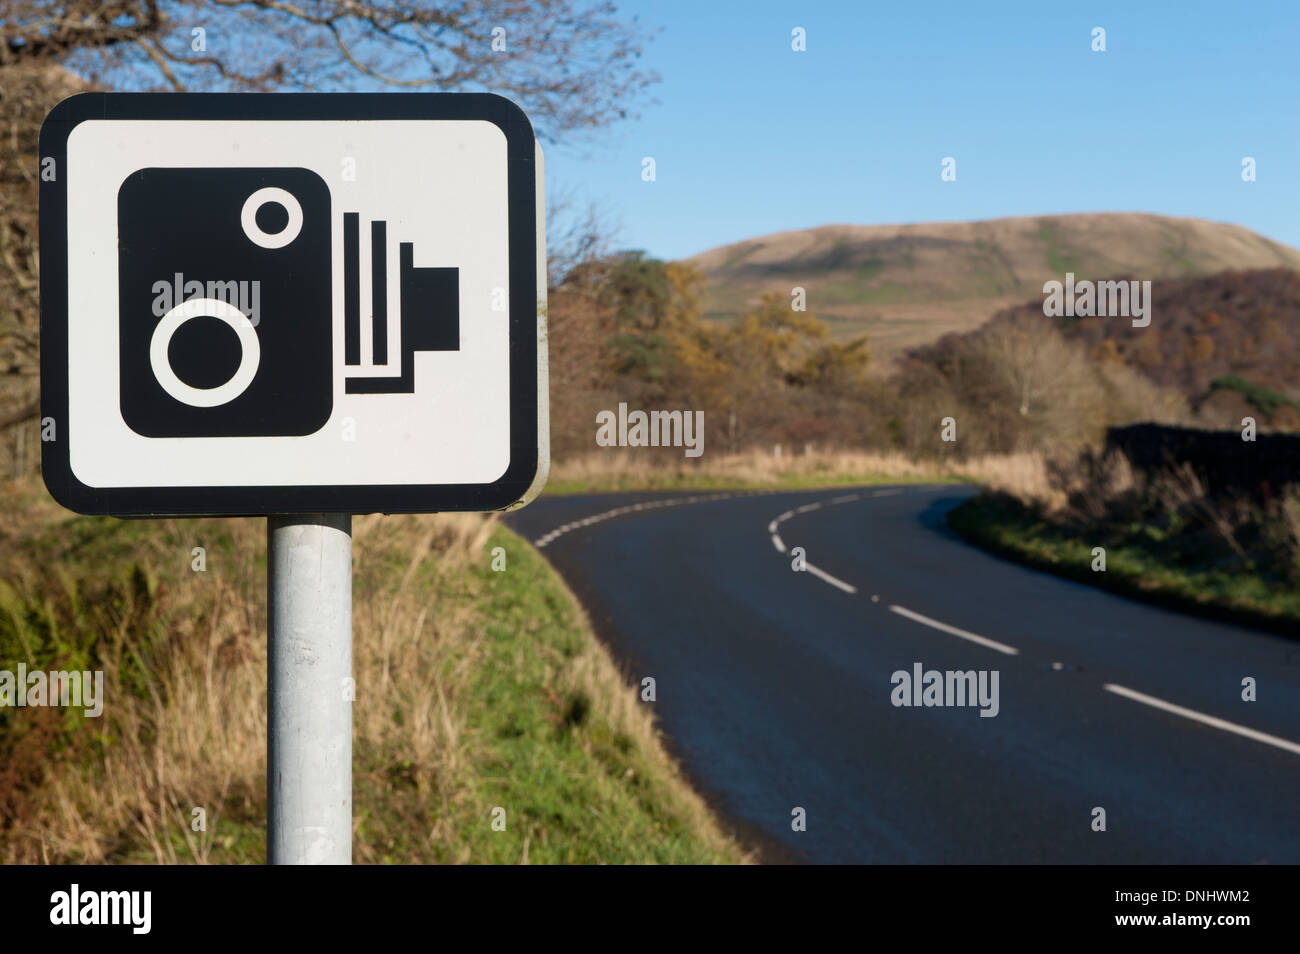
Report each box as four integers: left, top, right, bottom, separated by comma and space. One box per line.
39, 93, 548, 516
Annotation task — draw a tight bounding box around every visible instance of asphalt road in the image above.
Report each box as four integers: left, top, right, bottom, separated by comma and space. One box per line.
506, 485, 1300, 863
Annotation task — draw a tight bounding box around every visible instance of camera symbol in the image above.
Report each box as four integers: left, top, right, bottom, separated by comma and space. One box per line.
117, 167, 459, 439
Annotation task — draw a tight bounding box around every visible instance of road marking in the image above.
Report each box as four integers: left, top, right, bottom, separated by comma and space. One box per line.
533, 490, 775, 548
1104, 683, 1300, 757
888, 605, 1020, 656
805, 562, 857, 594
871, 488, 904, 497
765, 496, 864, 595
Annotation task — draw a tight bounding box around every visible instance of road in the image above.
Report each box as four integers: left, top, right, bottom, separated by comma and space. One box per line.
506, 485, 1300, 863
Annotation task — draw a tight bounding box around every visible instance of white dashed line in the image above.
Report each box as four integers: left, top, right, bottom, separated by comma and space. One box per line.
1104, 684, 1300, 757
888, 605, 1020, 656
767, 496, 860, 594
805, 562, 858, 594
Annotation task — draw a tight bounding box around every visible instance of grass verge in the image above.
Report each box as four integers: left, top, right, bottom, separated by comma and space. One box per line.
948, 492, 1300, 636
0, 478, 746, 864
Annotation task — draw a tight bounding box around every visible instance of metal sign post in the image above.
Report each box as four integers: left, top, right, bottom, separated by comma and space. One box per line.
267, 514, 353, 865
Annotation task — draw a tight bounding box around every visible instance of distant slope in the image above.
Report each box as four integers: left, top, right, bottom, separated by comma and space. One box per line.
684, 213, 1300, 365
995, 267, 1300, 430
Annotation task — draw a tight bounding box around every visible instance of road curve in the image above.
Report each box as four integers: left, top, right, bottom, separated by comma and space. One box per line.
506, 485, 1300, 863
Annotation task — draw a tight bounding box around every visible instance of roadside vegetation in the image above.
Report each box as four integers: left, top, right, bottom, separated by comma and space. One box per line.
0, 479, 747, 863
546, 449, 1046, 496
948, 449, 1300, 633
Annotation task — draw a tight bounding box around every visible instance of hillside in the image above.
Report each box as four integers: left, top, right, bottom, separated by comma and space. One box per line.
993, 267, 1300, 430
684, 213, 1300, 366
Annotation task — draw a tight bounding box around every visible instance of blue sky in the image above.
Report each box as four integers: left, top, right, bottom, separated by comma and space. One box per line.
545, 0, 1300, 261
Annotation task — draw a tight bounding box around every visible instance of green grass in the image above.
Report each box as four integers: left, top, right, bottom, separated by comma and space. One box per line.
1038, 220, 1085, 276
352, 524, 742, 864
1209, 374, 1300, 420
855, 258, 885, 282
818, 278, 921, 306
948, 493, 1300, 634
1160, 244, 1200, 277
720, 243, 759, 269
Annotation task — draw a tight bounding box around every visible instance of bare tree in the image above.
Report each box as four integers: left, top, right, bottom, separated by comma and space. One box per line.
545, 183, 622, 287
1, 1, 658, 139
0, 60, 82, 474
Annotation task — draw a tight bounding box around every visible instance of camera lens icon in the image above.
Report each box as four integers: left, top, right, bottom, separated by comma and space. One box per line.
149, 298, 261, 408
240, 186, 304, 249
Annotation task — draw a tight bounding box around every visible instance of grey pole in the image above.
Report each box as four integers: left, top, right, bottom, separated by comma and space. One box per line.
267, 513, 353, 865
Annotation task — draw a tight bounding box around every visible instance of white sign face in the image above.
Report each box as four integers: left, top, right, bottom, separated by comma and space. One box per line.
40, 93, 548, 516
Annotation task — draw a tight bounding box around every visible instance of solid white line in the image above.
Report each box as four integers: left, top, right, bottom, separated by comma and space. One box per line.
1103, 684, 1300, 757
888, 605, 1019, 656
805, 562, 857, 594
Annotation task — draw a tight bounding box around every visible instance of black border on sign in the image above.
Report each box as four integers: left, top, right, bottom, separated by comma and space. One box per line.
39, 93, 541, 517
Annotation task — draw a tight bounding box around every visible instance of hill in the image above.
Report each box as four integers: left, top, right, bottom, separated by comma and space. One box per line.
994, 267, 1300, 430
683, 213, 1300, 366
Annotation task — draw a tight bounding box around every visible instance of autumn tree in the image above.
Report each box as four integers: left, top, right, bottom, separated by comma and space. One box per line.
674, 291, 871, 450
585, 251, 697, 388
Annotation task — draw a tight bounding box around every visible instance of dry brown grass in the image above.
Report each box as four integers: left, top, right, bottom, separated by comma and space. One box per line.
3, 513, 268, 863
549, 447, 1060, 504
1041, 449, 1140, 524
1, 480, 742, 864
